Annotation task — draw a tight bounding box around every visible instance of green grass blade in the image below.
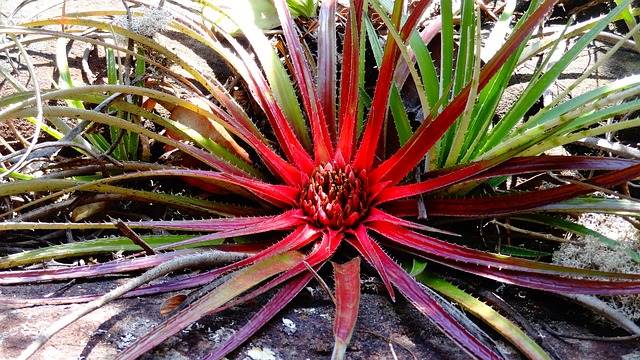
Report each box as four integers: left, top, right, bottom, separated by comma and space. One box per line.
480, 79, 640, 160
55, 37, 107, 152
452, 0, 474, 96
462, 0, 541, 162
286, 0, 317, 18
478, 0, 633, 156
436, 0, 456, 164
444, 6, 481, 167
410, 30, 439, 109
614, 0, 640, 51
440, 0, 454, 104
389, 87, 413, 146
106, 47, 117, 85
55, 38, 84, 109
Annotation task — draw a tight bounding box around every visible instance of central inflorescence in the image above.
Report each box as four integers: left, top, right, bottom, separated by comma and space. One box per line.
299, 162, 369, 230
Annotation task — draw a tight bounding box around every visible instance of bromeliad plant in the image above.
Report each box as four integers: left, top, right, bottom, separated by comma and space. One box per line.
4, 0, 640, 358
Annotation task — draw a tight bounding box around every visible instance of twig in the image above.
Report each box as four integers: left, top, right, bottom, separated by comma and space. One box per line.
543, 323, 640, 342
490, 219, 569, 243
479, 289, 541, 340
355, 329, 418, 360
163, 271, 236, 317
414, 171, 427, 220
81, 43, 95, 84
474, 0, 499, 21
303, 260, 336, 304
44, 279, 76, 298
560, 293, 640, 336
7, 120, 29, 147
576, 137, 640, 160
113, 218, 156, 255
18, 250, 248, 360
388, 341, 398, 360
559, 177, 640, 204
594, 28, 640, 53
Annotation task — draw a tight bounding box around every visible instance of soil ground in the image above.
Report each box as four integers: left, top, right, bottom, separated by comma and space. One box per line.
3, 0, 640, 359
3, 269, 640, 360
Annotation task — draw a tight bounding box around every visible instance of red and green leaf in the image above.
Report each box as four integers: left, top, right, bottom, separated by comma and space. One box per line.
331, 257, 361, 359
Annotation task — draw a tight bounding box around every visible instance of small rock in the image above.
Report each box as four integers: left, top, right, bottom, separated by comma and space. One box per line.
281, 317, 296, 335
246, 346, 277, 360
